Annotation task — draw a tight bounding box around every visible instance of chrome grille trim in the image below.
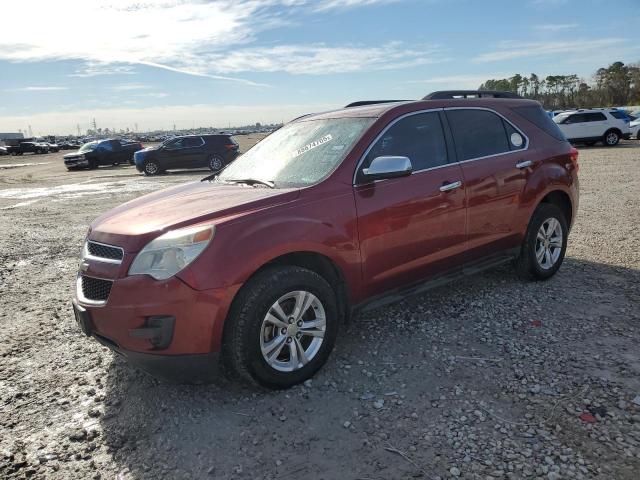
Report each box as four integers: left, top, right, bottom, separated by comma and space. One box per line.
83, 240, 124, 265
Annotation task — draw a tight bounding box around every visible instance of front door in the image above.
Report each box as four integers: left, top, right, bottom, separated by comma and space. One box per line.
354, 110, 467, 298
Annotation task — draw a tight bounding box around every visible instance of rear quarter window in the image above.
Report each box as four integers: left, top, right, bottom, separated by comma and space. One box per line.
512, 105, 567, 141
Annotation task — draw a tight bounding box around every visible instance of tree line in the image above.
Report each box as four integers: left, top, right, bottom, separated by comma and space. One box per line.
479, 61, 640, 110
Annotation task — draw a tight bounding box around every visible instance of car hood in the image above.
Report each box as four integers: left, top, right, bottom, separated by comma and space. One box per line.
63, 151, 84, 158
89, 181, 300, 252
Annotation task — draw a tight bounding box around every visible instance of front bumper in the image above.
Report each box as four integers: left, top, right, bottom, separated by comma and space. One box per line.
64, 156, 88, 167
73, 300, 220, 383
72, 271, 240, 382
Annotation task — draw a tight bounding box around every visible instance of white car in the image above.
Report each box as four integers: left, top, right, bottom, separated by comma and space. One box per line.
630, 119, 640, 140
553, 109, 631, 146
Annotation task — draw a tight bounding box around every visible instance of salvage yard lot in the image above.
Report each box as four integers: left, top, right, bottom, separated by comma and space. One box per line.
0, 140, 639, 479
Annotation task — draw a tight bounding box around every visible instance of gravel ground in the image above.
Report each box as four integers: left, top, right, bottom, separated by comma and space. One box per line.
0, 140, 639, 479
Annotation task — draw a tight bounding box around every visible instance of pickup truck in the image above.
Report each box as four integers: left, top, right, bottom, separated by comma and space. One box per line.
64, 139, 144, 170
6, 142, 49, 155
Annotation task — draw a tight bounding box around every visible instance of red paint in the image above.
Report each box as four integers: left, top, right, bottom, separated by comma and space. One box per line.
76, 98, 579, 357
579, 413, 597, 423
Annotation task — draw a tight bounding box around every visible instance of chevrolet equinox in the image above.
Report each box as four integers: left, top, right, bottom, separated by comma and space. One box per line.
72, 91, 579, 389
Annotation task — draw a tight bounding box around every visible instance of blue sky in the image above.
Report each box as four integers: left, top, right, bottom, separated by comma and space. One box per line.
0, 0, 638, 135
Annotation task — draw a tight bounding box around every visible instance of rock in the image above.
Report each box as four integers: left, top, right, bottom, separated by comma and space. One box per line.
69, 429, 87, 441
373, 400, 384, 409
449, 466, 461, 477
343, 421, 351, 428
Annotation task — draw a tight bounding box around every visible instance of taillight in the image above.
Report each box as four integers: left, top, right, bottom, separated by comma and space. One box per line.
224, 144, 238, 150
569, 147, 579, 173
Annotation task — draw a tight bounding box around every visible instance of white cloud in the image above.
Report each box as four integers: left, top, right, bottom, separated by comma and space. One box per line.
207, 43, 446, 74
0, 0, 422, 84
532, 23, 578, 32
5, 86, 69, 92
474, 38, 625, 63
110, 83, 151, 91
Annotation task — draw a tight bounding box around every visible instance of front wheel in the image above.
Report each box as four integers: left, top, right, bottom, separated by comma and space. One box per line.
143, 160, 160, 175
223, 266, 339, 389
208, 154, 224, 172
516, 203, 568, 280
603, 130, 620, 146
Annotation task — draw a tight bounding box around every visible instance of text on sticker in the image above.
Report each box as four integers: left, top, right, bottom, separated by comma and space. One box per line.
292, 134, 333, 158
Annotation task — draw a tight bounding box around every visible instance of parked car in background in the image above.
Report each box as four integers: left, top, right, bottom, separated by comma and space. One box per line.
64, 139, 144, 170
553, 109, 631, 146
133, 134, 239, 175
630, 118, 640, 140
6, 142, 49, 155
73, 91, 579, 388
44, 142, 60, 153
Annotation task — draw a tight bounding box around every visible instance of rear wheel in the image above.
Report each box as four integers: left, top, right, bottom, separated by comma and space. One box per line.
143, 160, 160, 176
603, 130, 620, 146
516, 203, 568, 281
224, 266, 338, 389
208, 154, 224, 172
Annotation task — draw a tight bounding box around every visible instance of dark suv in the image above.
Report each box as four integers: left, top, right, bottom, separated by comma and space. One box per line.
72, 91, 579, 389
133, 134, 239, 175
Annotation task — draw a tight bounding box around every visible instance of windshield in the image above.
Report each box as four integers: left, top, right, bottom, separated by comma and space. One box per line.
218, 117, 374, 188
79, 141, 98, 153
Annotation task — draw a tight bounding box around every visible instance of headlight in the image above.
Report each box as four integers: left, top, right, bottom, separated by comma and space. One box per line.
128, 225, 214, 280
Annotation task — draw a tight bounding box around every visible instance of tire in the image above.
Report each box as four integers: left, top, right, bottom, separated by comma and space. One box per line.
223, 266, 339, 389
143, 160, 160, 176
603, 130, 620, 146
88, 159, 99, 169
208, 154, 224, 172
516, 203, 568, 281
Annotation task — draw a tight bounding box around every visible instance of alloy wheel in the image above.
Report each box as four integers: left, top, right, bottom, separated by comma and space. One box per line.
606, 132, 619, 145
259, 290, 326, 372
209, 156, 223, 171
535, 217, 563, 269
145, 162, 158, 175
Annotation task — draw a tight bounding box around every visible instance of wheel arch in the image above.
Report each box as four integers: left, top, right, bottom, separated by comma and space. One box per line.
244, 251, 350, 323
538, 189, 573, 229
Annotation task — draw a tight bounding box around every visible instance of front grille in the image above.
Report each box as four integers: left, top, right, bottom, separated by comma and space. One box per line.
81, 275, 113, 302
87, 241, 124, 262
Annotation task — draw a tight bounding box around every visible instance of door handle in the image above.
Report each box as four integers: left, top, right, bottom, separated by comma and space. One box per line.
516, 160, 532, 169
439, 180, 462, 192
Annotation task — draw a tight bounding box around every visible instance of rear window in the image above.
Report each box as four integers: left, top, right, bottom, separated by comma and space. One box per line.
513, 105, 566, 141
609, 111, 625, 120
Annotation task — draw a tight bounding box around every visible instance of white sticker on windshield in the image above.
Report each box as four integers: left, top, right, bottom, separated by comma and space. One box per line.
292, 134, 333, 158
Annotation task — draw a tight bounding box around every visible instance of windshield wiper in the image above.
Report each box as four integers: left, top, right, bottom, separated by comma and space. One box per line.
223, 178, 275, 188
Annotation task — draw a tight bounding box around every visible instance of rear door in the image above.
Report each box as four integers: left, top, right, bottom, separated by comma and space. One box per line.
354, 110, 467, 297
444, 108, 530, 260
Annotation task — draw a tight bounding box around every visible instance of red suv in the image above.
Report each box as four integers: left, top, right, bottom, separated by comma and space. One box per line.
72, 91, 579, 389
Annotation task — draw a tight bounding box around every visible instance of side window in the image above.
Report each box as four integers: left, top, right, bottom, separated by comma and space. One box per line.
362, 112, 448, 173
445, 109, 510, 161
609, 111, 625, 120
586, 112, 606, 122
166, 138, 185, 149
566, 114, 586, 124
98, 141, 113, 152
184, 137, 203, 148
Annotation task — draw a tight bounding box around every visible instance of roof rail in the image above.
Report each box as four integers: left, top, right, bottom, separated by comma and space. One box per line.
345, 100, 409, 108
423, 90, 522, 100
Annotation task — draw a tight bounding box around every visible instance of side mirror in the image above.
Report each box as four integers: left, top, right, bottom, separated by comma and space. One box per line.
362, 156, 412, 181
